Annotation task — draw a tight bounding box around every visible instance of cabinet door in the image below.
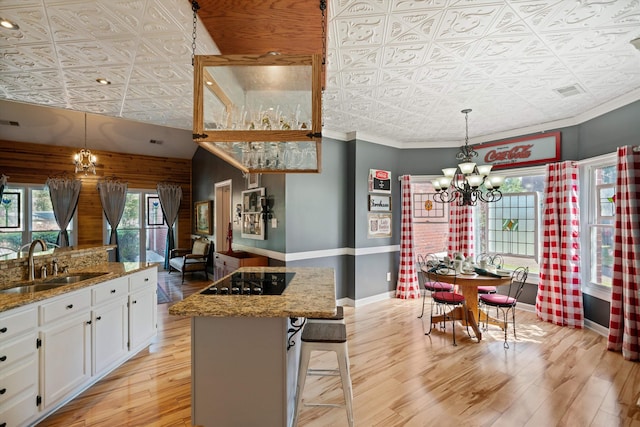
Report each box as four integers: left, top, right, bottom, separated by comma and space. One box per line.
93, 298, 128, 375
40, 314, 91, 409
129, 288, 156, 352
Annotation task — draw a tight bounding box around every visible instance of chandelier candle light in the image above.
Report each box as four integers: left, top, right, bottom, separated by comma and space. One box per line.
432, 109, 504, 206
74, 113, 97, 175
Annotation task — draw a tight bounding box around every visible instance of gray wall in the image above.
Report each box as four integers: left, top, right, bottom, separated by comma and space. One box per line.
191, 101, 640, 328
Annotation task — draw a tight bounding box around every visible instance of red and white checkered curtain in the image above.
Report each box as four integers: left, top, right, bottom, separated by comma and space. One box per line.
536, 161, 583, 328
396, 175, 420, 299
447, 203, 474, 259
607, 145, 640, 361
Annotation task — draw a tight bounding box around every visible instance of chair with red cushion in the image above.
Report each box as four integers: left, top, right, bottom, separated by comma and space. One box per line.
416, 253, 454, 319
478, 266, 529, 348
424, 265, 470, 346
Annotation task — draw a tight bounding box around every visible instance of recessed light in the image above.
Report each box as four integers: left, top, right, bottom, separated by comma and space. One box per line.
206, 81, 213, 86
0, 18, 19, 30
96, 78, 111, 85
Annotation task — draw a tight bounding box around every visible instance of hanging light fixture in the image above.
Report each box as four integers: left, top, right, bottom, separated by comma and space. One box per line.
74, 113, 97, 175
431, 109, 504, 206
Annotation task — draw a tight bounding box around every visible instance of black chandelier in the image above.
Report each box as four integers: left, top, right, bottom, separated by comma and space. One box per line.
432, 109, 504, 206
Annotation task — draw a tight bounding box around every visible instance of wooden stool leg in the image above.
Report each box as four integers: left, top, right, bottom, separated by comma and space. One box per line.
294, 345, 311, 427
338, 345, 354, 427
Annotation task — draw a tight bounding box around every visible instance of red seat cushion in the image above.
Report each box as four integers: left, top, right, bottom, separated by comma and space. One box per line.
432, 292, 465, 304
425, 281, 454, 292
477, 286, 497, 294
479, 294, 516, 307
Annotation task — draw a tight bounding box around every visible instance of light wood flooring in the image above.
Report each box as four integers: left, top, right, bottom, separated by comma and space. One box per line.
39, 271, 640, 427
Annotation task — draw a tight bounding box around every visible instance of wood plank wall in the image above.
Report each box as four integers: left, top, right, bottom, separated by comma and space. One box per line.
0, 140, 192, 250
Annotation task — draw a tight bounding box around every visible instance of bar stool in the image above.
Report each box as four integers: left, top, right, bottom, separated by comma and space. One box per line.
294, 322, 354, 427
307, 305, 344, 324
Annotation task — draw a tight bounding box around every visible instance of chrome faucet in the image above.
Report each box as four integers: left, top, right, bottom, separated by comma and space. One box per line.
27, 239, 47, 281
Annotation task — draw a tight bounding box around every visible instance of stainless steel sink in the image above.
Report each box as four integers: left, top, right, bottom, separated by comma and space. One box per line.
44, 272, 108, 284
0, 283, 67, 294
0, 272, 109, 294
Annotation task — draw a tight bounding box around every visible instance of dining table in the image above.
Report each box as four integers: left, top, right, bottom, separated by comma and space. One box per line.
428, 269, 512, 342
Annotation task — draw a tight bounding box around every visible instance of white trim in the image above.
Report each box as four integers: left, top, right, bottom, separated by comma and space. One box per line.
230, 244, 402, 262
323, 91, 640, 149
584, 318, 609, 337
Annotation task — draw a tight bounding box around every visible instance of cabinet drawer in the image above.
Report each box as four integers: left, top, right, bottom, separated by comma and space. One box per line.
0, 306, 36, 343
0, 387, 38, 427
0, 334, 35, 368
129, 268, 157, 293
92, 277, 128, 306
0, 355, 37, 406
39, 290, 91, 325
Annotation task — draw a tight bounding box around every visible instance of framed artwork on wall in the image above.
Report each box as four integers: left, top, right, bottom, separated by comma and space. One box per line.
241, 187, 265, 240
367, 213, 392, 238
194, 200, 213, 235
368, 194, 391, 212
247, 173, 260, 189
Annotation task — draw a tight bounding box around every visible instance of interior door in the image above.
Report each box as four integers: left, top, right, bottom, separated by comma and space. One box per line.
215, 180, 232, 253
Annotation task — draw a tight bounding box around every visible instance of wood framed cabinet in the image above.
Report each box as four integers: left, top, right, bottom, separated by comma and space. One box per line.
213, 251, 268, 280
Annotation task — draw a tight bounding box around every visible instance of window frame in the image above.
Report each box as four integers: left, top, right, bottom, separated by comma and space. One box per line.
579, 152, 617, 302
0, 183, 77, 251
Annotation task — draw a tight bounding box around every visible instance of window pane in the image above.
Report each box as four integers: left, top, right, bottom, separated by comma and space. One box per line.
590, 226, 614, 287
0, 231, 22, 259
0, 191, 22, 230
119, 229, 141, 262
32, 189, 61, 232
121, 194, 141, 228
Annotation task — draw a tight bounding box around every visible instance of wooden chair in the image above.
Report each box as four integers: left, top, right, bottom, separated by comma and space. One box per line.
168, 238, 211, 283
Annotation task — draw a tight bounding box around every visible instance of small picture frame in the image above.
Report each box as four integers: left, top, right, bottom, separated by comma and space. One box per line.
367, 213, 392, 238
247, 173, 260, 189
194, 200, 213, 235
368, 194, 391, 212
241, 187, 265, 240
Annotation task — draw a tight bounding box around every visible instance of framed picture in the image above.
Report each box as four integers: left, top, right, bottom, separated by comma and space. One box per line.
194, 200, 213, 235
472, 131, 561, 169
0, 191, 20, 229
367, 213, 392, 238
247, 173, 260, 189
368, 169, 391, 193
368, 194, 391, 212
146, 196, 165, 226
241, 187, 265, 240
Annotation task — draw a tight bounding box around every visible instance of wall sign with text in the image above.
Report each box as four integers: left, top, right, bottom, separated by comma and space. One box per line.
368, 169, 391, 193
369, 194, 391, 212
473, 131, 561, 169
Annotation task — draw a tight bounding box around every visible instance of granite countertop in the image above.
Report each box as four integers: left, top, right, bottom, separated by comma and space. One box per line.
169, 267, 337, 318
0, 262, 158, 313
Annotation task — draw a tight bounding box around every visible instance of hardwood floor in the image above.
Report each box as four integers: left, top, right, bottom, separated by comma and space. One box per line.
39, 272, 640, 427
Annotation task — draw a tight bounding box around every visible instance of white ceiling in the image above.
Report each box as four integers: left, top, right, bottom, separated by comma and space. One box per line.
1, 0, 640, 159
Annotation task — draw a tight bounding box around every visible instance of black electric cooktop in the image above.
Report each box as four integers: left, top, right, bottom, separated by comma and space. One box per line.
201, 272, 295, 296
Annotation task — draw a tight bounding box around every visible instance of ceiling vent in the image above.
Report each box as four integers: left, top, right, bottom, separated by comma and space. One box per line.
0, 119, 20, 127
149, 139, 163, 145
553, 84, 585, 98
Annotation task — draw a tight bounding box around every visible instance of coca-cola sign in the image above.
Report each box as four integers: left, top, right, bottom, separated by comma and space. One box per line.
473, 131, 561, 169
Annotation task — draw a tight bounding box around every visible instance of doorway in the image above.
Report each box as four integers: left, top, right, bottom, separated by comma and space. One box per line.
214, 180, 232, 253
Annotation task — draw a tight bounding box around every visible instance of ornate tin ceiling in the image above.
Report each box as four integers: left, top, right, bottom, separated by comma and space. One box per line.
1, 0, 639, 156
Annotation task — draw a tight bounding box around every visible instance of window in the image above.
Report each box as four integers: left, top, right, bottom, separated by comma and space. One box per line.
474, 169, 545, 276
106, 191, 168, 264
0, 185, 75, 258
582, 156, 617, 298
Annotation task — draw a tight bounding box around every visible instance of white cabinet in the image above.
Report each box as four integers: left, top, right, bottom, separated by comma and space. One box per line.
92, 277, 129, 376
0, 305, 38, 427
128, 269, 157, 352
39, 289, 92, 409
0, 265, 158, 425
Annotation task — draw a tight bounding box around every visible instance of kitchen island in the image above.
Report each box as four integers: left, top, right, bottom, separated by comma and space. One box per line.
169, 266, 336, 427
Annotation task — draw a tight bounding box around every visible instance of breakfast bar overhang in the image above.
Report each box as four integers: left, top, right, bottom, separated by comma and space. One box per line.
169, 267, 336, 427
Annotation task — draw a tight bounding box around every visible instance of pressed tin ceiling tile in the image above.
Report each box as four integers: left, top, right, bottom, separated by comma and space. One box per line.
0, 0, 638, 151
